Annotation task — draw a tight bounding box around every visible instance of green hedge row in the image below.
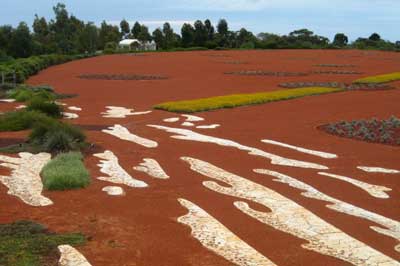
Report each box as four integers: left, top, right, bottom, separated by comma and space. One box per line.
0, 54, 94, 83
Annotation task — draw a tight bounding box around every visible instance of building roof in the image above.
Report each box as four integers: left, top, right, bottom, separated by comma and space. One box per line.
119, 39, 141, 46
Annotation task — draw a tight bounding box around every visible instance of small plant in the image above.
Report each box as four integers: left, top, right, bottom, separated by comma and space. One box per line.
0, 220, 85, 266
41, 152, 90, 190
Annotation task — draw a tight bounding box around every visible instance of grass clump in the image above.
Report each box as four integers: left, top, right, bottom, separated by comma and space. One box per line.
41, 152, 90, 191
0, 110, 50, 131
154, 87, 343, 113
29, 119, 86, 152
0, 220, 85, 266
7, 85, 55, 102
354, 72, 400, 84
26, 97, 63, 118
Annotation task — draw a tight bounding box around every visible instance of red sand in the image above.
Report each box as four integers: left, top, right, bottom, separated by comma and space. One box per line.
1, 49, 400, 266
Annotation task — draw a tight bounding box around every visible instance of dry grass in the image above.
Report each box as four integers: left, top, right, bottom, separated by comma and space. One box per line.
154, 87, 343, 113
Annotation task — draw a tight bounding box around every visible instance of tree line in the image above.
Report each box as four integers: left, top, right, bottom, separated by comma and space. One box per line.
1, 3, 399, 61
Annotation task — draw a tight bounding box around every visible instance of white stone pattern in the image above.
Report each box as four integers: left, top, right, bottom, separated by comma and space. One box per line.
181, 157, 400, 266
133, 158, 169, 179
182, 122, 195, 127
102, 186, 125, 196
62, 112, 79, 119
15, 104, 26, 109
55, 101, 67, 106
0, 99, 16, 102
0, 152, 53, 206
254, 169, 400, 253
68, 106, 82, 111
94, 151, 148, 188
196, 124, 220, 129
357, 166, 400, 174
163, 117, 180, 123
318, 172, 392, 199
148, 125, 328, 170
103, 124, 158, 148
58, 245, 92, 266
182, 114, 204, 122
178, 198, 278, 266
261, 139, 338, 159
101, 106, 151, 118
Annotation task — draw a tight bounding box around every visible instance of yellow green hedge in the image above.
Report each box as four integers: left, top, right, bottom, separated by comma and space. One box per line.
154, 87, 343, 113
354, 72, 400, 84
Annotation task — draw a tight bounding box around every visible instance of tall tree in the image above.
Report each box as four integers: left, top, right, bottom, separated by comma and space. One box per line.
132, 22, 141, 39
204, 19, 215, 41
152, 28, 164, 49
120, 19, 130, 37
333, 33, 348, 47
99, 21, 121, 49
79, 22, 98, 53
193, 20, 207, 46
217, 19, 228, 35
10, 22, 33, 58
138, 25, 151, 42
369, 33, 381, 42
181, 23, 194, 47
163, 22, 175, 49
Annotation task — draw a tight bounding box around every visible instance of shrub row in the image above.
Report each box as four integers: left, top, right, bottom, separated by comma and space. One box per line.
0, 54, 94, 83
154, 87, 343, 113
279, 82, 394, 91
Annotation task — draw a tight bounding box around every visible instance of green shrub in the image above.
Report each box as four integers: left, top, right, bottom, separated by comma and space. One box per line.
26, 97, 63, 118
41, 152, 90, 191
0, 110, 50, 131
29, 119, 86, 152
7, 85, 55, 102
0, 220, 85, 266
154, 87, 344, 113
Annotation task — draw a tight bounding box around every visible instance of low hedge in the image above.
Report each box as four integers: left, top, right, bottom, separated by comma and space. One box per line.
154, 87, 344, 113
0, 110, 50, 131
41, 152, 90, 191
0, 53, 94, 83
26, 97, 63, 118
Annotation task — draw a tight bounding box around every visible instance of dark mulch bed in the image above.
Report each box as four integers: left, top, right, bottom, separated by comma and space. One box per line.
318, 116, 400, 146
225, 70, 308, 77
314, 64, 356, 68
279, 82, 395, 91
312, 70, 363, 75
78, 74, 168, 80
220, 61, 248, 64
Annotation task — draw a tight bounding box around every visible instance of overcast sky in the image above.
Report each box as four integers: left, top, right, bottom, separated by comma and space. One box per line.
1, 0, 399, 41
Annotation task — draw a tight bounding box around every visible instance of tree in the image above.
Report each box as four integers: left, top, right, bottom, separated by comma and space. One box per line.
132, 22, 141, 38
120, 19, 130, 37
138, 25, 151, 42
181, 23, 194, 47
152, 28, 164, 49
369, 33, 381, 42
193, 20, 207, 46
99, 21, 121, 49
217, 19, 228, 35
0, 25, 13, 55
10, 22, 33, 58
236, 28, 255, 48
333, 33, 348, 47
163, 22, 175, 49
79, 22, 98, 53
204, 19, 215, 41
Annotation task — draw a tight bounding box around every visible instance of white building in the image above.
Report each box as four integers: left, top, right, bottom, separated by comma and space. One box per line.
119, 39, 157, 51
